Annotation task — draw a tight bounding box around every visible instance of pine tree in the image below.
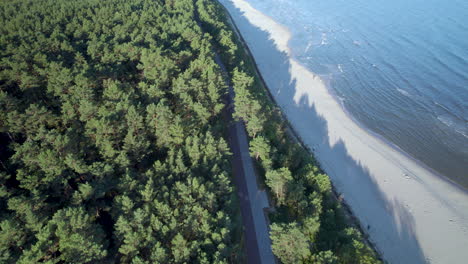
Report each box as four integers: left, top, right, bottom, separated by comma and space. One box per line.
18, 207, 107, 264
266, 167, 293, 205
249, 136, 270, 161
270, 222, 311, 264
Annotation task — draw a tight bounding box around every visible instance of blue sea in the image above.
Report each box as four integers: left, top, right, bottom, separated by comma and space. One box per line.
241, 0, 468, 187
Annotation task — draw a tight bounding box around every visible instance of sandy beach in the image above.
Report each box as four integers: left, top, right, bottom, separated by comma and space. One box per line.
219, 0, 468, 263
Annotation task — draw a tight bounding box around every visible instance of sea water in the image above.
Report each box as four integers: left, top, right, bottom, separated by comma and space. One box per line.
241, 0, 468, 188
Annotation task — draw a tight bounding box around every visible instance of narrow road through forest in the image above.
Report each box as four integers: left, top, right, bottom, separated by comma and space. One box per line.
215, 55, 275, 264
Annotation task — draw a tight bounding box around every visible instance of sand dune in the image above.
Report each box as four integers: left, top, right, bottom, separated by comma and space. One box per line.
220, 0, 468, 263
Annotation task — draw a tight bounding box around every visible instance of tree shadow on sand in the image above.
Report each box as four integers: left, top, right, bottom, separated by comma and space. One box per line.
220, 0, 428, 263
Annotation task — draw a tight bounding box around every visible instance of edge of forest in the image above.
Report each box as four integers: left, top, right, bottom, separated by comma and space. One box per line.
213, 0, 384, 261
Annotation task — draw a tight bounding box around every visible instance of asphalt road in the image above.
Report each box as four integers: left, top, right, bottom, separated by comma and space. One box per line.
215, 55, 275, 264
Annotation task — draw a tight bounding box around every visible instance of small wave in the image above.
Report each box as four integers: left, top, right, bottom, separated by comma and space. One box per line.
336, 95, 346, 105
437, 114, 468, 139
338, 64, 343, 73
434, 101, 452, 113
320, 33, 328, 45
304, 42, 313, 53
396, 88, 411, 97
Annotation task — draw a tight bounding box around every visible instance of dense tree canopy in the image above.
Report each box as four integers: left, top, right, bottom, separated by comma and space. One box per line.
0, 0, 240, 263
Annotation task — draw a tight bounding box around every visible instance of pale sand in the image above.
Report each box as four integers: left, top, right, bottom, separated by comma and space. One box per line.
220, 0, 468, 263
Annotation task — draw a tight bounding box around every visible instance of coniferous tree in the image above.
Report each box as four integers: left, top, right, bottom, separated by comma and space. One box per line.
270, 222, 311, 264
0, 0, 238, 262
266, 167, 292, 205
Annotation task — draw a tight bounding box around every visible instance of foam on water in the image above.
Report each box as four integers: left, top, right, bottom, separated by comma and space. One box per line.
247, 0, 468, 187
396, 88, 411, 98
437, 114, 468, 139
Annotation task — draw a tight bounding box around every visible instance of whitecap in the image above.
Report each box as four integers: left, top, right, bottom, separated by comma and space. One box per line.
320, 33, 328, 45
304, 42, 313, 53
437, 114, 468, 138
338, 64, 343, 73
396, 88, 411, 97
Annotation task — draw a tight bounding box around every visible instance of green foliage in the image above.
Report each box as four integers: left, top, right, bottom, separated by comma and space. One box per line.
232, 69, 265, 137
310, 250, 338, 264
266, 168, 292, 206
270, 222, 311, 264
0, 0, 239, 262
249, 135, 272, 167
17, 207, 107, 264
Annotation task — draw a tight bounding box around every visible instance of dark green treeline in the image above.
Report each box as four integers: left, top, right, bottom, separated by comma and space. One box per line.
0, 0, 239, 263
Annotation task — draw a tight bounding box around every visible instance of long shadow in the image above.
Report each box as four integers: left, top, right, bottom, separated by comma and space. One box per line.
219, 0, 428, 263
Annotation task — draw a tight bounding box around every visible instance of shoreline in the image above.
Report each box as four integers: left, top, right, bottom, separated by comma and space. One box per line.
220, 6, 385, 257
219, 0, 468, 263
224, 0, 466, 193
322, 75, 468, 194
